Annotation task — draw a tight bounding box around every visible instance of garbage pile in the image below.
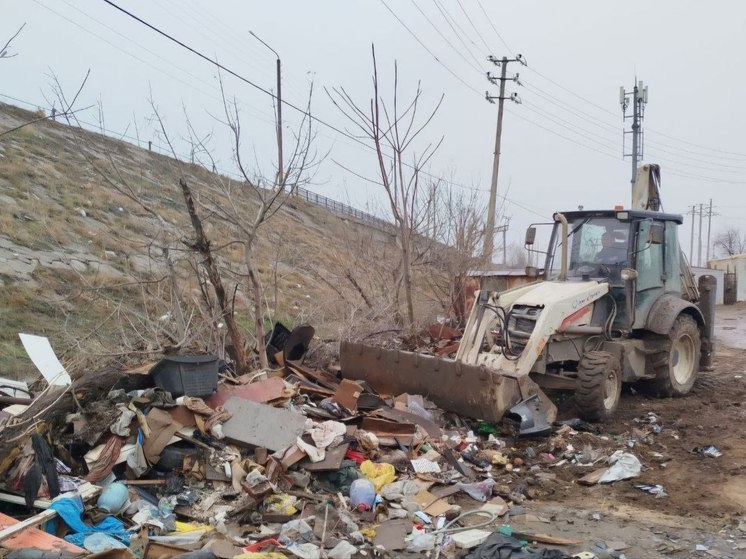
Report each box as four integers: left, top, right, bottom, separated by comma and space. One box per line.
0, 327, 680, 559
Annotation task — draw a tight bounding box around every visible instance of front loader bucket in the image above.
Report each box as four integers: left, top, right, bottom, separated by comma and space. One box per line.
340, 341, 555, 431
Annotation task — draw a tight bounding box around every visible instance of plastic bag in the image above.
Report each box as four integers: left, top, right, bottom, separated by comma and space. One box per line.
380, 479, 420, 502
598, 451, 641, 483
456, 478, 495, 501
406, 531, 437, 552
328, 540, 358, 559
360, 460, 396, 492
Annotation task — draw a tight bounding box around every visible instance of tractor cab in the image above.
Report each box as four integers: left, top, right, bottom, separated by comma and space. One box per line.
531, 209, 689, 332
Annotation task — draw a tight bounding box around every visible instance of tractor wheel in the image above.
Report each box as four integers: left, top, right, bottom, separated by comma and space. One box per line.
650, 314, 701, 397
575, 351, 622, 421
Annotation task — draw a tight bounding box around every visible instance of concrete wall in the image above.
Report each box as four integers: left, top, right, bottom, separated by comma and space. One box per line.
690, 266, 724, 305
708, 255, 746, 302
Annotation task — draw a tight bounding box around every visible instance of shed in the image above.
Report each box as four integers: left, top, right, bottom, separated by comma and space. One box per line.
707, 255, 746, 303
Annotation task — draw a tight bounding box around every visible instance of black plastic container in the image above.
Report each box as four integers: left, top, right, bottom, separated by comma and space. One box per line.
265, 322, 292, 363
149, 354, 218, 397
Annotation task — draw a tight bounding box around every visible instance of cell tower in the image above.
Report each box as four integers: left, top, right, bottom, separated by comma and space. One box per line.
620, 80, 649, 185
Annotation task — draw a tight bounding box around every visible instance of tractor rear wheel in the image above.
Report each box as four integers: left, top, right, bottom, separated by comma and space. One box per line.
575, 351, 622, 421
650, 314, 700, 397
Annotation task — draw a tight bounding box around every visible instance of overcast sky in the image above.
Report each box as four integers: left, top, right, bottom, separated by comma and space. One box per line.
4, 1, 746, 263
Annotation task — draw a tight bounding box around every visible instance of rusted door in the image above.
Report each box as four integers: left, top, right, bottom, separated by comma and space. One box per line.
724, 271, 737, 305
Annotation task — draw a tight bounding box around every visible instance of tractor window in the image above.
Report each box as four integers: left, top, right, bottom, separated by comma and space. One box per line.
636, 221, 663, 291
550, 217, 630, 281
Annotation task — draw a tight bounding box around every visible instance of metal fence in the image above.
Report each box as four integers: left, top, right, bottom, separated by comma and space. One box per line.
294, 186, 394, 233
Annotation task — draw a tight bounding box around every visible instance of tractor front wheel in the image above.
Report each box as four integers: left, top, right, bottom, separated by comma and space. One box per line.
575, 351, 622, 421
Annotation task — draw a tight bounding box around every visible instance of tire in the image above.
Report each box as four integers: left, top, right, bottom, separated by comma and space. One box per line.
575, 351, 622, 421
155, 442, 199, 471
650, 314, 701, 397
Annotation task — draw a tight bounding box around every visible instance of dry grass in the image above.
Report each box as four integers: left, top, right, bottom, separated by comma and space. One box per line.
0, 102, 451, 376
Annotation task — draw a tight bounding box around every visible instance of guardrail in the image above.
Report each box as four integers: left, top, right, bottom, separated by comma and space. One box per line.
293, 186, 394, 233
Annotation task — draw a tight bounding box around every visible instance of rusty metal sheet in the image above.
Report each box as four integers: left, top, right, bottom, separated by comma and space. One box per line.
340, 341, 524, 422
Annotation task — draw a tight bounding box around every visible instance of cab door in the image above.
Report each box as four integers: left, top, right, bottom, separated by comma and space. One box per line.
632, 220, 665, 329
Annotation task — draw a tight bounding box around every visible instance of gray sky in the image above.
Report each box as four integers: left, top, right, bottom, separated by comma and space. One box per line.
4, 1, 746, 263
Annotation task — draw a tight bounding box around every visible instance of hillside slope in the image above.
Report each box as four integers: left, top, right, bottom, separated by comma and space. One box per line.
0, 103, 447, 379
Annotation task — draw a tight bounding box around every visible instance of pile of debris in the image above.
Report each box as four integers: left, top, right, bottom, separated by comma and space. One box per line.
0, 327, 673, 559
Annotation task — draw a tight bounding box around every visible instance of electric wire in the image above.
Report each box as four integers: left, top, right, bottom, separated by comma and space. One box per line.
431, 0, 485, 70
471, 1, 746, 161
455, 0, 493, 53
475, 0, 513, 55
409, 0, 484, 76
97, 0, 551, 218
377, 0, 483, 96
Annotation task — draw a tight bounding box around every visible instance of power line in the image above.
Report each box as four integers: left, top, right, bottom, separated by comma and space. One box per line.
409, 0, 484, 76
40, 2, 547, 220
475, 0, 513, 55
455, 0, 492, 53
382, 0, 746, 182
377, 0, 483, 96
153, 0, 308, 97
470, 0, 746, 162
431, 0, 485, 70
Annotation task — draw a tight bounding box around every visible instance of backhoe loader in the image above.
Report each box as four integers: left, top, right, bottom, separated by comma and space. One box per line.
340, 165, 717, 433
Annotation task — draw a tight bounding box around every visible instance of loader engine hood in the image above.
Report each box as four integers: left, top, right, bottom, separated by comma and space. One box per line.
510, 280, 609, 309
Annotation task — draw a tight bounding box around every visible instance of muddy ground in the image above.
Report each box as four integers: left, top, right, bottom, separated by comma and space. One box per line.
487, 305, 746, 558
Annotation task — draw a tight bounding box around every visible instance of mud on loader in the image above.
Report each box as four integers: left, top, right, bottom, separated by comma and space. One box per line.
340, 165, 717, 434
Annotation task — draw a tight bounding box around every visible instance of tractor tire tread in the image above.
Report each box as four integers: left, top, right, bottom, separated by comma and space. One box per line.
575, 350, 621, 422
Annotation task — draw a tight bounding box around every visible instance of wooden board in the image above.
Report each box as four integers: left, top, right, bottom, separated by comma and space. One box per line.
206, 376, 287, 408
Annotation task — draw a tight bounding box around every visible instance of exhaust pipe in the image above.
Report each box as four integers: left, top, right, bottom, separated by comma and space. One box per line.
553, 212, 569, 281
697, 274, 716, 369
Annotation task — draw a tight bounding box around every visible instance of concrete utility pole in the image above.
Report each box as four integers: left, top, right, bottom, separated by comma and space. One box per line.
483, 54, 526, 264
620, 80, 649, 186
688, 205, 696, 263
706, 198, 713, 264
698, 202, 704, 267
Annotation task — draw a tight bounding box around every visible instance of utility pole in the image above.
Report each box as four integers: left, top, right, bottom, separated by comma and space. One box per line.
250, 31, 284, 187
620, 79, 649, 185
706, 198, 713, 264
698, 202, 704, 266
483, 53, 526, 264
688, 205, 696, 263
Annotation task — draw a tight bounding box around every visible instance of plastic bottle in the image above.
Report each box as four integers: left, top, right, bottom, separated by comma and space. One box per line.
349, 478, 376, 511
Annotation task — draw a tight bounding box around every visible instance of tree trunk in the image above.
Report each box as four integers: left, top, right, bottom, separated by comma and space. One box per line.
400, 225, 415, 331
178, 178, 248, 371
244, 242, 269, 370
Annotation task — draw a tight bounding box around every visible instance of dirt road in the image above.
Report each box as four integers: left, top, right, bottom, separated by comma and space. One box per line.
493, 305, 746, 558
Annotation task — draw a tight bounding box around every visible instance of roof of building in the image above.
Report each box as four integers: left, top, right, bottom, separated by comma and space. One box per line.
467, 269, 529, 277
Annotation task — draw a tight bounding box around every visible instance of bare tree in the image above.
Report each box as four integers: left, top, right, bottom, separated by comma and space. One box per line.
411, 184, 487, 325
714, 226, 746, 257
1, 23, 25, 60
185, 74, 318, 369
328, 45, 443, 331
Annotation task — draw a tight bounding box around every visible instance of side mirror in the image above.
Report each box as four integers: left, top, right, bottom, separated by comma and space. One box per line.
648, 222, 664, 244
525, 226, 537, 246
621, 268, 638, 282
525, 265, 539, 278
